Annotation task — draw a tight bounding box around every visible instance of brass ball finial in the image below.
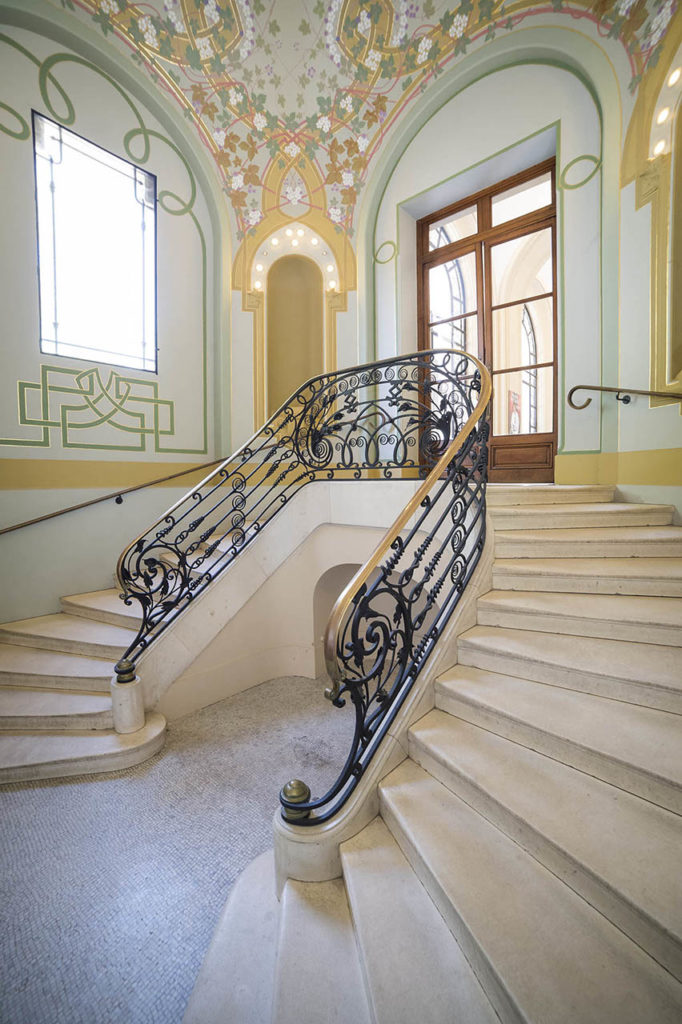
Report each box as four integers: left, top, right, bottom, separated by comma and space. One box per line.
280, 779, 311, 821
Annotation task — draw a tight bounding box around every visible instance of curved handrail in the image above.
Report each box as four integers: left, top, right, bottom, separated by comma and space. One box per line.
567, 384, 682, 409
116, 349, 486, 665
279, 351, 491, 824
0, 458, 226, 538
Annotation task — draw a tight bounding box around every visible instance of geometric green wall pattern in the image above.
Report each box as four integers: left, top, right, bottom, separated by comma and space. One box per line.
0, 364, 175, 452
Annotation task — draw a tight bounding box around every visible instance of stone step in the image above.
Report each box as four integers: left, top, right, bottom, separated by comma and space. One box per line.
0, 712, 166, 783
435, 665, 682, 814
457, 625, 682, 712
486, 484, 615, 506
182, 851, 280, 1024
494, 525, 682, 558
489, 502, 674, 531
379, 760, 682, 1024
476, 591, 682, 646
492, 557, 682, 596
271, 877, 372, 1024
60, 589, 142, 629
408, 711, 682, 981
0, 686, 113, 731
340, 816, 498, 1024
0, 643, 113, 692
0, 614, 136, 659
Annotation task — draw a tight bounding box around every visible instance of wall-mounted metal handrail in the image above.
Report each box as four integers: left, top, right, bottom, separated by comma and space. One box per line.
0, 459, 225, 537
567, 384, 682, 409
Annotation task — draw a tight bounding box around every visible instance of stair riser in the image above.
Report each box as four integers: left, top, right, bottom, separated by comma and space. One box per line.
0, 712, 113, 732
378, 793, 526, 1024
476, 608, 682, 648
487, 487, 615, 506
0, 630, 126, 660
491, 572, 682, 598
495, 538, 682, 558
408, 732, 682, 982
0, 728, 166, 785
434, 687, 682, 815
59, 600, 141, 631
0, 671, 111, 693
491, 510, 673, 531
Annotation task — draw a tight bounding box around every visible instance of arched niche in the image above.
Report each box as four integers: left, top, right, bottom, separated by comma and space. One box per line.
266, 255, 324, 417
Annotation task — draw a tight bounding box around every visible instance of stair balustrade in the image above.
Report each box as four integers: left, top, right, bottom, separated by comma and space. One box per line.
116, 349, 491, 821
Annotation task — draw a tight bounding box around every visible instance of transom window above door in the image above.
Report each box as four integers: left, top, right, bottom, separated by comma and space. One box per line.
417, 159, 557, 482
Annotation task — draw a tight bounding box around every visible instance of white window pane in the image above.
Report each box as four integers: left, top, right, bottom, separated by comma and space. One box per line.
428, 251, 477, 322
491, 172, 552, 226
428, 205, 478, 250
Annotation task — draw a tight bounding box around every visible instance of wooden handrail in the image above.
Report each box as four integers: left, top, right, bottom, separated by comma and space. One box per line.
0, 458, 225, 537
567, 384, 682, 409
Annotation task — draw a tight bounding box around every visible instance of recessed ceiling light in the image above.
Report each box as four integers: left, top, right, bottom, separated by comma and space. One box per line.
657, 107, 670, 125
326, 264, 334, 272
285, 228, 293, 237
297, 228, 304, 237
272, 237, 279, 246
311, 237, 318, 246
328, 280, 337, 290
255, 263, 263, 271
254, 280, 262, 289
291, 238, 299, 246
668, 68, 681, 87
654, 139, 666, 156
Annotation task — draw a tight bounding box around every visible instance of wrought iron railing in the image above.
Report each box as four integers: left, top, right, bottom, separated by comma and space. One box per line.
278, 351, 491, 825
117, 350, 490, 692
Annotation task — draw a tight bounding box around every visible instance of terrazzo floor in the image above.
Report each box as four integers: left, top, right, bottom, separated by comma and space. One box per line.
0, 675, 354, 1024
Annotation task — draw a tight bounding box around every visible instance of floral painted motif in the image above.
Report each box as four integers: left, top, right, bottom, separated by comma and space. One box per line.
62, 0, 678, 243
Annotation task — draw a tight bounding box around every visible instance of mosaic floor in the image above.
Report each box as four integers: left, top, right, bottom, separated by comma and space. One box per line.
0, 676, 353, 1024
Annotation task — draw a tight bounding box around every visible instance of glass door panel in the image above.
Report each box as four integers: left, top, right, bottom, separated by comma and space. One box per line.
492, 366, 553, 436
428, 250, 478, 323
430, 314, 478, 355
490, 227, 553, 306
492, 297, 554, 370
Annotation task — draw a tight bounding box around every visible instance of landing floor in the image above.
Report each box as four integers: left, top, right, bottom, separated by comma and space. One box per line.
0, 676, 351, 1024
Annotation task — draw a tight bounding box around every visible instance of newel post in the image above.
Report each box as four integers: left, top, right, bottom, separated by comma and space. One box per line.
111, 658, 145, 734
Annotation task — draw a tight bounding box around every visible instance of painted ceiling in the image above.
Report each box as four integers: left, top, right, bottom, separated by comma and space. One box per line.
55, 0, 678, 242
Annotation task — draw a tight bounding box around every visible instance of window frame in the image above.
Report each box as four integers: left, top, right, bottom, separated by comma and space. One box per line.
32, 109, 159, 374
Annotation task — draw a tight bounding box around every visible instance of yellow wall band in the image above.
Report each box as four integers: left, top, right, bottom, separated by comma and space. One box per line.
0, 459, 213, 490
556, 449, 682, 487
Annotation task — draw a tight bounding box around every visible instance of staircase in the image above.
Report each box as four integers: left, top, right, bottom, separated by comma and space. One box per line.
185, 483, 682, 1024
0, 588, 165, 781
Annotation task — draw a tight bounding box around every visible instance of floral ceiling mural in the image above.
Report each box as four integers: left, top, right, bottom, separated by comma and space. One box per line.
56, 0, 678, 241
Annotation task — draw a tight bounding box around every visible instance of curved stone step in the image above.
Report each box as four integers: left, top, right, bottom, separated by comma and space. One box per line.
0, 712, 166, 783
435, 665, 682, 814
457, 625, 682, 712
487, 484, 615, 506
0, 614, 136, 659
60, 589, 142, 629
408, 710, 682, 981
492, 557, 682, 597
476, 590, 682, 646
0, 643, 113, 692
494, 525, 682, 559
489, 502, 674, 531
341, 816, 498, 1024
0, 686, 113, 731
379, 761, 682, 1024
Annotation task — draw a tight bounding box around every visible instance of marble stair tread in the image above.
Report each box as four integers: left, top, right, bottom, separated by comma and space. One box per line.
489, 502, 674, 531
457, 625, 682, 711
0, 712, 166, 783
0, 613, 137, 659
476, 590, 682, 646
182, 851, 280, 1024
0, 686, 113, 731
379, 759, 682, 1024
486, 484, 615, 506
340, 816, 498, 1024
408, 711, 682, 980
436, 665, 682, 813
492, 557, 682, 596
0, 643, 113, 691
272, 876, 372, 1024
61, 589, 142, 628
494, 525, 682, 558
